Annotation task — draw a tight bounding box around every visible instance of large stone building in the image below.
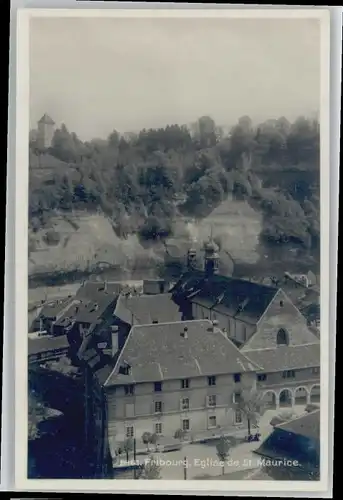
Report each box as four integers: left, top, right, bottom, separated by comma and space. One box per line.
103, 319, 261, 443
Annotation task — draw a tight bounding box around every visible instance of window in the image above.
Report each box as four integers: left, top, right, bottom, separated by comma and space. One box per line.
154, 382, 162, 392
282, 370, 296, 379
126, 426, 134, 438
152, 319, 158, 324
280, 300, 284, 307
124, 385, 134, 395
182, 419, 190, 431
155, 422, 162, 435
257, 374, 267, 382
208, 376, 216, 386
208, 416, 217, 428
235, 409, 243, 424
233, 373, 241, 383
154, 401, 162, 413
312, 367, 320, 375
181, 379, 190, 389
208, 395, 217, 407
233, 392, 242, 404
277, 328, 289, 346
181, 398, 190, 410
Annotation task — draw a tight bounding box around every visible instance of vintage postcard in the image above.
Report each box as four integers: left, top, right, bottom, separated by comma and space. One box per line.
12, 5, 335, 495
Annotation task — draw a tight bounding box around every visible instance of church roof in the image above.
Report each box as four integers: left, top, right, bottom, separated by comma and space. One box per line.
171, 270, 278, 324
38, 113, 55, 125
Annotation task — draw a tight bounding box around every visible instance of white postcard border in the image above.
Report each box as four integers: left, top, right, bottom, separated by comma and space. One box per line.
10, 5, 335, 496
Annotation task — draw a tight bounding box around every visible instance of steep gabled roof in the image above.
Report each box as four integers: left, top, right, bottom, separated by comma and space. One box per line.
39, 297, 73, 319
104, 319, 262, 387
171, 271, 278, 324
54, 293, 117, 327
75, 281, 121, 301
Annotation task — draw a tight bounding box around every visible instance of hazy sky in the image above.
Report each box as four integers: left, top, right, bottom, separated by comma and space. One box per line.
29, 16, 320, 141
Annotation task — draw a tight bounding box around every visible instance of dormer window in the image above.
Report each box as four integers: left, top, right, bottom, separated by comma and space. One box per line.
119, 361, 131, 375
277, 328, 289, 346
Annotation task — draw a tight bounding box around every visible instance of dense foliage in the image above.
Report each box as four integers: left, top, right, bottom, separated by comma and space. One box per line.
29, 115, 319, 250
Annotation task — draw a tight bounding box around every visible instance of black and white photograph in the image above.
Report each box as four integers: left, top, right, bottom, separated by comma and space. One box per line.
11, 6, 335, 495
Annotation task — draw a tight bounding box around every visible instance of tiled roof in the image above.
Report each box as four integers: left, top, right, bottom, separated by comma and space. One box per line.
243, 343, 320, 372
55, 294, 117, 327
39, 297, 73, 319
38, 113, 55, 125
276, 409, 320, 441
113, 293, 182, 326
254, 411, 320, 474
104, 320, 262, 387
171, 271, 278, 324
28, 335, 70, 355
75, 281, 122, 301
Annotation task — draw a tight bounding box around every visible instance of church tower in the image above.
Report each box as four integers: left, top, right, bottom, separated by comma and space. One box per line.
203, 228, 219, 276
187, 246, 197, 271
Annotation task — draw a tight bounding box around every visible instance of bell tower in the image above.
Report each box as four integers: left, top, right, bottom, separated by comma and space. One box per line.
187, 246, 197, 271
203, 227, 219, 276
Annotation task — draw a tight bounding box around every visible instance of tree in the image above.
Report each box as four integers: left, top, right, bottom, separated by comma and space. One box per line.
138, 455, 161, 480
142, 432, 152, 451
235, 390, 263, 438
215, 436, 231, 475
150, 433, 158, 450
174, 428, 187, 441
122, 437, 134, 461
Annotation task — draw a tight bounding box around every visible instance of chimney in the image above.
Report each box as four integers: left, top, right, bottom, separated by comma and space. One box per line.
104, 280, 108, 292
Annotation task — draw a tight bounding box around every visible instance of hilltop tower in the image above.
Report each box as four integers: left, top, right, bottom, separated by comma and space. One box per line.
203, 227, 219, 276
37, 113, 55, 149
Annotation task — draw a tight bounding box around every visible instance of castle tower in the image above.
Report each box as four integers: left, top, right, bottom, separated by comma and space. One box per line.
203, 228, 219, 276
37, 113, 55, 149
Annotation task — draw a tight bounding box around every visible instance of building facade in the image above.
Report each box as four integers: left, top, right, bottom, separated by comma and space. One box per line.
102, 320, 261, 444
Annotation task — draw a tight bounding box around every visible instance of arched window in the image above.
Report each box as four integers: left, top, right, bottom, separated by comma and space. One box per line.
277, 328, 289, 346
